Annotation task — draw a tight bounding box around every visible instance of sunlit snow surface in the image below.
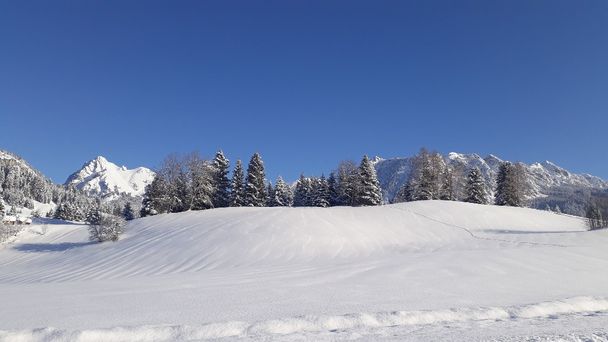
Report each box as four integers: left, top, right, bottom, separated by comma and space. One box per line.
1, 201, 607, 341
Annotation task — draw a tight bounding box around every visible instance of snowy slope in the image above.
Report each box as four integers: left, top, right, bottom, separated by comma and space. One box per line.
65, 156, 155, 198
1, 202, 607, 341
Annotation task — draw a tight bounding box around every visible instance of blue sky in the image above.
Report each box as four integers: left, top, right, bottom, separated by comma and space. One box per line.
1, 0, 607, 182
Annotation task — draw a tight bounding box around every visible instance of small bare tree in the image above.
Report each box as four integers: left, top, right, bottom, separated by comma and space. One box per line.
88, 214, 126, 242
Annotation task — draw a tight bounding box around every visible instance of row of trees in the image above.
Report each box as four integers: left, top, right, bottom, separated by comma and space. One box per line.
392, 149, 527, 208
291, 156, 382, 207
140, 152, 383, 216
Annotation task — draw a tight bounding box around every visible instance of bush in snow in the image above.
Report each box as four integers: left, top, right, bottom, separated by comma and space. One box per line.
88, 214, 126, 242
0, 223, 25, 243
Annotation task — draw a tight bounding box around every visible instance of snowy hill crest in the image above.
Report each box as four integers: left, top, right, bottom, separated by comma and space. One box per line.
65, 156, 155, 198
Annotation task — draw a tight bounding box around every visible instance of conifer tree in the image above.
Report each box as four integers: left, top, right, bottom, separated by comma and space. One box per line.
273, 176, 293, 207
312, 175, 330, 207
211, 150, 231, 208
266, 182, 276, 207
495, 162, 525, 207
336, 161, 358, 206
356, 155, 382, 206
122, 202, 135, 221
86, 203, 102, 225
327, 172, 340, 206
464, 167, 488, 204
293, 175, 312, 207
244, 153, 267, 207
140, 175, 170, 217
230, 160, 246, 207
586, 202, 604, 230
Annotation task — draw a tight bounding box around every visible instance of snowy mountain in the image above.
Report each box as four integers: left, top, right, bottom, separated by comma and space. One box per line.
65, 156, 155, 199
374, 152, 608, 214
0, 150, 58, 215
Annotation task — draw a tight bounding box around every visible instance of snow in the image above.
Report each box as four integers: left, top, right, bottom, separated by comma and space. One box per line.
0, 201, 607, 341
64, 156, 155, 198
375, 152, 608, 203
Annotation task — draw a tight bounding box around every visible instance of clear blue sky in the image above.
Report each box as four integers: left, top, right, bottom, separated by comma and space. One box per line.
1, 0, 607, 183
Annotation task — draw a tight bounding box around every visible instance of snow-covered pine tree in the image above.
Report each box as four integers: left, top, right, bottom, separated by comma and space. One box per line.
327, 172, 339, 207
140, 175, 170, 217
122, 202, 135, 221
211, 150, 231, 208
293, 174, 312, 207
312, 175, 330, 207
266, 182, 276, 207
273, 176, 293, 207
86, 203, 102, 225
230, 160, 246, 207
244, 153, 267, 207
464, 167, 488, 204
413, 150, 434, 201
586, 202, 604, 230
495, 162, 525, 207
355, 155, 382, 206
336, 160, 358, 206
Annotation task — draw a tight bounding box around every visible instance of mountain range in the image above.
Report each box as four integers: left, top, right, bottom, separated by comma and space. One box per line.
374, 152, 608, 215
1, 149, 606, 217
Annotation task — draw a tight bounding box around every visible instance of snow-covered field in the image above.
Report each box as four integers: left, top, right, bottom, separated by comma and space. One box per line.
1, 201, 607, 341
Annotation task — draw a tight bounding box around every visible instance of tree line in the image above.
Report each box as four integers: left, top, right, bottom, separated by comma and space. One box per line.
392, 148, 527, 207
139, 152, 383, 217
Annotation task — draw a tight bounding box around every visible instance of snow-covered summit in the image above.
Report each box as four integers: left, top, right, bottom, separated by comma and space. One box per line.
65, 156, 155, 198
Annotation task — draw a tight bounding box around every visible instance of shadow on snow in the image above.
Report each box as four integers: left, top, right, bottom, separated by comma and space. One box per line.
14, 242, 94, 252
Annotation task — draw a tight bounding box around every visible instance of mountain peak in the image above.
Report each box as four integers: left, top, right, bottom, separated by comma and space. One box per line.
66, 156, 155, 198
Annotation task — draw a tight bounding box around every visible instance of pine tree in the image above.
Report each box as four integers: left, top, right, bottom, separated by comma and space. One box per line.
273, 176, 293, 207
394, 179, 415, 203
312, 175, 330, 207
230, 160, 246, 207
356, 155, 382, 206
244, 153, 267, 207
586, 202, 604, 230
86, 204, 103, 225
495, 162, 525, 207
0, 201, 4, 217
336, 161, 358, 206
293, 175, 312, 207
266, 182, 276, 207
140, 175, 170, 217
464, 167, 488, 204
122, 202, 135, 221
327, 172, 340, 206
211, 150, 231, 208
